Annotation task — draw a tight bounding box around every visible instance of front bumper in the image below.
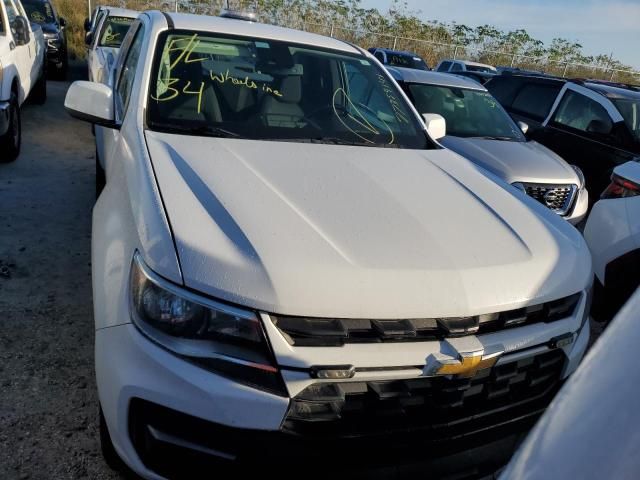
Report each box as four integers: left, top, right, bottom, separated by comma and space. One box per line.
96, 294, 590, 480
0, 100, 10, 137
565, 187, 589, 225
45, 42, 66, 67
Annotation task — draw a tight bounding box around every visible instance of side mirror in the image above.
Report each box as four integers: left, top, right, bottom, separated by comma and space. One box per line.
422, 113, 446, 140
64, 81, 118, 129
517, 121, 529, 134
11, 16, 30, 46
612, 161, 640, 186
59, 17, 66, 28
587, 119, 612, 135
85, 31, 93, 46
84, 17, 91, 32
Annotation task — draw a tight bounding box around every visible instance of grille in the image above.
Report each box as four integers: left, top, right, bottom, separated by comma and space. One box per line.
285, 348, 565, 438
523, 183, 577, 215
272, 293, 581, 346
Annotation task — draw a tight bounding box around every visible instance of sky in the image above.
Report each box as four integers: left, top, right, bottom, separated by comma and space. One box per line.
360, 0, 640, 70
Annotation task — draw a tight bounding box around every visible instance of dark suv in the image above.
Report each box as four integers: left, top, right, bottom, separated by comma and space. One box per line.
486, 75, 640, 199
22, 0, 68, 78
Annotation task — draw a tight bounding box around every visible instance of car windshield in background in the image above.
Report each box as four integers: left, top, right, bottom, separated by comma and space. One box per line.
406, 83, 524, 140
387, 53, 428, 70
98, 16, 134, 47
147, 31, 428, 148
466, 65, 493, 73
611, 97, 640, 143
22, 0, 55, 24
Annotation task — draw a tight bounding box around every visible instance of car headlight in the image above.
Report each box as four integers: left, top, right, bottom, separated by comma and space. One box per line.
130, 252, 286, 395
570, 165, 585, 190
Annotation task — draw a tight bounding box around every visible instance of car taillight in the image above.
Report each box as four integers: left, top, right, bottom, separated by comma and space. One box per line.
601, 174, 640, 199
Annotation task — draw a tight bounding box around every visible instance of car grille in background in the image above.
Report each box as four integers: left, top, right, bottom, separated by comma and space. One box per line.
523, 183, 577, 216
272, 293, 581, 346
285, 348, 565, 437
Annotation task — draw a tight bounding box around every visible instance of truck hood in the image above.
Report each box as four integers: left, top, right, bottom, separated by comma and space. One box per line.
439, 137, 579, 186
145, 131, 591, 318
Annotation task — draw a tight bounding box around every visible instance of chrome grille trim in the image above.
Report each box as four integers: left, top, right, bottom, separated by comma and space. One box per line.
522, 183, 578, 216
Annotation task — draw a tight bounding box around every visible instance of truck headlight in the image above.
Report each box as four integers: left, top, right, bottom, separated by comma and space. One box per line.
570, 165, 585, 190
130, 252, 286, 395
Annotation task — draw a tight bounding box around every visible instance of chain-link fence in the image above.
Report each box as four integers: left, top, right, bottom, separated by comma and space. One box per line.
78, 0, 640, 84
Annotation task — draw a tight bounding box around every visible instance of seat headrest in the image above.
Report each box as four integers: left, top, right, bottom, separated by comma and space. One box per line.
278, 76, 302, 104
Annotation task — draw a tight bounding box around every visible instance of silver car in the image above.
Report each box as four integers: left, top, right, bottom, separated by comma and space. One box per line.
387, 67, 588, 224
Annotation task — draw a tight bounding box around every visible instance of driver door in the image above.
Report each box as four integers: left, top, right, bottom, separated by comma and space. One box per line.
95, 20, 143, 182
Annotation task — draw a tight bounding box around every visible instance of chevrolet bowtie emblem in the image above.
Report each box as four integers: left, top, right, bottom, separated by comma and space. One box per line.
424, 343, 504, 378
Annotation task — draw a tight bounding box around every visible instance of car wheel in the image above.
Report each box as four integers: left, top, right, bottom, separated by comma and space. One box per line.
0, 92, 21, 163
31, 71, 47, 105
96, 150, 106, 198
99, 406, 127, 472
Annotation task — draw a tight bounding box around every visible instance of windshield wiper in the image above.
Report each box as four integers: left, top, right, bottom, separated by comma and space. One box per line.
268, 137, 398, 147
469, 135, 518, 141
148, 122, 240, 139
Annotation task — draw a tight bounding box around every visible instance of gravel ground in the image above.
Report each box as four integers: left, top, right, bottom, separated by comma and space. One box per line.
0, 77, 121, 480
0, 74, 606, 480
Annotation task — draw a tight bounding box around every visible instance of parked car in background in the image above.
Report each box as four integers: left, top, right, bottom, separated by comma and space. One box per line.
21, 0, 67, 78
501, 286, 640, 480
387, 67, 588, 224
368, 47, 429, 70
436, 59, 497, 74
0, 0, 46, 162
584, 161, 640, 321
65, 10, 593, 479
451, 70, 496, 85
85, 7, 138, 84
486, 75, 640, 199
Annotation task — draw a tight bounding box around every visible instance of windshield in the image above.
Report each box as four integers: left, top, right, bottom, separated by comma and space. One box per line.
387, 53, 428, 71
98, 16, 134, 48
147, 31, 428, 148
466, 65, 494, 73
612, 97, 640, 143
405, 83, 524, 140
22, 0, 54, 24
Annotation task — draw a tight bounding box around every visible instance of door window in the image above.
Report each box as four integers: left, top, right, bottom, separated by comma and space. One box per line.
374, 51, 385, 63
511, 83, 560, 121
451, 62, 463, 72
116, 22, 144, 118
552, 90, 613, 135
3, 0, 19, 24
437, 61, 451, 72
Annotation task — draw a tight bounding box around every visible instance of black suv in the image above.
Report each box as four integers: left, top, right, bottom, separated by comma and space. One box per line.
486, 75, 640, 199
22, 0, 68, 78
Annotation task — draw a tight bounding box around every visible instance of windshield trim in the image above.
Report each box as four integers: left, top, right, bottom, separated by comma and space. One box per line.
144, 28, 434, 150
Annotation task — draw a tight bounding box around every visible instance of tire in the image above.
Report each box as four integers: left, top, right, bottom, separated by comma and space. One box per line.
99, 406, 126, 472
56, 56, 68, 81
0, 92, 21, 163
96, 150, 106, 199
31, 71, 47, 105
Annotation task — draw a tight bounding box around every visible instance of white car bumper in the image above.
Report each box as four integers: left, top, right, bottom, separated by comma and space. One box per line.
96, 291, 590, 479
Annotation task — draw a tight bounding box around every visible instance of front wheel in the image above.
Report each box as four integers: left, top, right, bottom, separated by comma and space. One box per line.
0, 92, 21, 163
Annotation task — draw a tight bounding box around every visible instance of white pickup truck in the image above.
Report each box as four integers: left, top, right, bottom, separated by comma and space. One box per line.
0, 0, 46, 162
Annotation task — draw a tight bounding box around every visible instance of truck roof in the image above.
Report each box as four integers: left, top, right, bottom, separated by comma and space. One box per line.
160, 11, 360, 55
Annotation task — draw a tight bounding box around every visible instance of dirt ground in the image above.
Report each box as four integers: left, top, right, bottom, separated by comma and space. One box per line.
0, 78, 120, 480
0, 76, 605, 480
